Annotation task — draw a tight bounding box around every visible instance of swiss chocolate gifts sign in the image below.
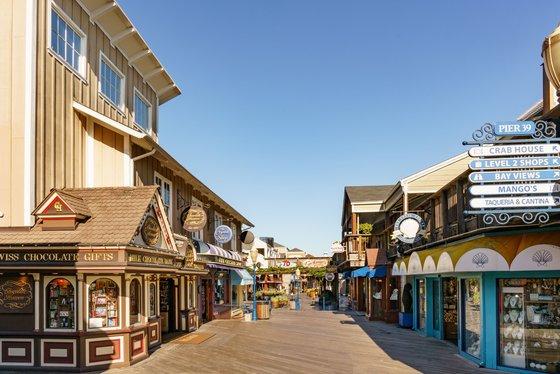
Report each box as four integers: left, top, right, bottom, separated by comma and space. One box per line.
0, 276, 33, 313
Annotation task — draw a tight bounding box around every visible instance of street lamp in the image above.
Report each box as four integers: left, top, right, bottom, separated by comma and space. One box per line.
250, 247, 259, 321
543, 24, 560, 98
295, 268, 301, 311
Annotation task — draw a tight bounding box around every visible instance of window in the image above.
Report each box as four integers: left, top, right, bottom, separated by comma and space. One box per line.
149, 283, 156, 317
461, 278, 481, 359
89, 278, 119, 328
417, 279, 426, 331
129, 279, 142, 324
134, 90, 151, 131
188, 280, 196, 309
50, 8, 84, 75
191, 197, 204, 241
99, 53, 124, 109
46, 278, 75, 329
154, 172, 172, 221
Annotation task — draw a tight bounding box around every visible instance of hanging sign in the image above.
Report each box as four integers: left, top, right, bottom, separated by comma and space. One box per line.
469, 196, 560, 209
214, 225, 233, 244
183, 206, 207, 232
468, 143, 560, 158
331, 241, 345, 253
492, 121, 536, 136
469, 183, 560, 196
141, 216, 161, 246
325, 273, 335, 282
392, 213, 426, 244
469, 156, 560, 170
469, 170, 560, 183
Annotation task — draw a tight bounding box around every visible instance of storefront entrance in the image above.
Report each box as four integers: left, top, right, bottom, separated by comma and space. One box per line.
442, 277, 458, 345
160, 278, 176, 333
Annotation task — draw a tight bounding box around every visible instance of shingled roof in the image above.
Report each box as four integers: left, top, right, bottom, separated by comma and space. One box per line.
345, 185, 394, 203
0, 186, 158, 246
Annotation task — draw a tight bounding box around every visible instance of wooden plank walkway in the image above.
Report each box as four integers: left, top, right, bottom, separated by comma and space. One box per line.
109, 299, 501, 374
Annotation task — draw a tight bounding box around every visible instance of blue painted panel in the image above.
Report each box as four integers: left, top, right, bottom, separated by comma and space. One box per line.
493, 121, 535, 136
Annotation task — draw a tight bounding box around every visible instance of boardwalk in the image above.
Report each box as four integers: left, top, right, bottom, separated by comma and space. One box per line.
109, 300, 500, 374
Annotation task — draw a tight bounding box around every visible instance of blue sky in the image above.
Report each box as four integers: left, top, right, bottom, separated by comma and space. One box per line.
120, 0, 560, 255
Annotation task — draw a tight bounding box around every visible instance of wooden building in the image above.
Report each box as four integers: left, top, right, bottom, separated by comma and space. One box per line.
0, 0, 252, 370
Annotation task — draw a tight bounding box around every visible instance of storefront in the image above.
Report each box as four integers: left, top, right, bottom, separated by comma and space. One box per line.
192, 240, 252, 320
393, 231, 560, 373
0, 187, 207, 371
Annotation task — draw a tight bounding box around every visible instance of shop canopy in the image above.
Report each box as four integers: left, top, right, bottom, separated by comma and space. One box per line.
192, 240, 242, 261
351, 266, 386, 278
392, 231, 560, 275
231, 269, 254, 285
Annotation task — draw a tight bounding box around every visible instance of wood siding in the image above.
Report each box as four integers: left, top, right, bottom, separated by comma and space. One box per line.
35, 0, 157, 203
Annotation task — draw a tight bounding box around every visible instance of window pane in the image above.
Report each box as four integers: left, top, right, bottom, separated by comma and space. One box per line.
89, 278, 119, 328
51, 10, 82, 73
46, 278, 75, 329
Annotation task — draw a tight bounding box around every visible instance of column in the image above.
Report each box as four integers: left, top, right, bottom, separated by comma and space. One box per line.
155, 275, 160, 316
125, 275, 131, 327
77, 273, 84, 331
173, 277, 179, 331
143, 275, 149, 323
179, 276, 186, 331
83, 277, 90, 330
32, 273, 40, 331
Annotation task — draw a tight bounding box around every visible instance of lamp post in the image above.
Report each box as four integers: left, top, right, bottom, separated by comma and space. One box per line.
295, 268, 301, 311
250, 248, 258, 321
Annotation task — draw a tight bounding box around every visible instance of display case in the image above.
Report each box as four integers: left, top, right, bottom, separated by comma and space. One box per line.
89, 278, 119, 328
499, 278, 560, 373
461, 278, 481, 359
46, 278, 75, 329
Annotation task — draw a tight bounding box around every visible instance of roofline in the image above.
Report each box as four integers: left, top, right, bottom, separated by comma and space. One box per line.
400, 152, 469, 187
517, 100, 543, 121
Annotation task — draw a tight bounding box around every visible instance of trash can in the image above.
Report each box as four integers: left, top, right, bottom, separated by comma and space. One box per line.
256, 301, 270, 319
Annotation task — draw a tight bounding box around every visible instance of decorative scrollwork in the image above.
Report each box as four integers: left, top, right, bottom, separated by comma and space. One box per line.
472, 123, 495, 142
483, 212, 550, 225
532, 120, 556, 139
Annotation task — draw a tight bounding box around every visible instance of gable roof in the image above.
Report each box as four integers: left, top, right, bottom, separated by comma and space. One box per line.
345, 185, 393, 203
0, 186, 158, 246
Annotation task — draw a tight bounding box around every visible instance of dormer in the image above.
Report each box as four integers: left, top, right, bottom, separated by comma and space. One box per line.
32, 190, 91, 231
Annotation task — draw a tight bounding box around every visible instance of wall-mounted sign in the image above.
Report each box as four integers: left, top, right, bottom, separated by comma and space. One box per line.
141, 216, 161, 246
392, 213, 426, 244
127, 253, 175, 267
183, 206, 207, 232
468, 143, 559, 158
469, 183, 560, 196
0, 251, 118, 265
214, 225, 233, 244
469, 170, 560, 183
331, 241, 345, 253
240, 230, 255, 245
325, 273, 335, 282
0, 276, 33, 313
469, 196, 560, 209
469, 156, 560, 170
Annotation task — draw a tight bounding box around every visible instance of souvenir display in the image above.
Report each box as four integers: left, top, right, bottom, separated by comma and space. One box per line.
89, 278, 119, 328
462, 278, 481, 359
499, 278, 560, 373
443, 278, 458, 344
46, 278, 74, 329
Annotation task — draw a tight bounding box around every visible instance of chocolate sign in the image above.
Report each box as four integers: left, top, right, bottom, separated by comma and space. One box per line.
0, 276, 33, 313
183, 206, 207, 232
141, 216, 161, 246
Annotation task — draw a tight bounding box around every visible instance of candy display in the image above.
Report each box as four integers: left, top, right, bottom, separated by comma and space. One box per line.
46, 278, 74, 329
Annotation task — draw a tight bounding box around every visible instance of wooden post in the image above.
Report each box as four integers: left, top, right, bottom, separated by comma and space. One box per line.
32, 273, 40, 331
77, 273, 84, 331
441, 191, 449, 238
456, 179, 465, 234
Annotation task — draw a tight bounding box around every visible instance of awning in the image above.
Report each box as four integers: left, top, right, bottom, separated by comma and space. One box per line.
232, 269, 254, 286
342, 271, 352, 279
367, 266, 387, 278
351, 266, 371, 278
192, 240, 242, 261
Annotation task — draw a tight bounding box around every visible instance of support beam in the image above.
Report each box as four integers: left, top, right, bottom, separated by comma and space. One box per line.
128, 49, 151, 65
143, 67, 164, 81
111, 27, 135, 45
90, 1, 116, 23
156, 84, 177, 97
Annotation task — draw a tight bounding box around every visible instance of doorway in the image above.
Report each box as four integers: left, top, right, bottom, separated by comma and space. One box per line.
159, 278, 176, 333
428, 278, 441, 339
442, 277, 458, 344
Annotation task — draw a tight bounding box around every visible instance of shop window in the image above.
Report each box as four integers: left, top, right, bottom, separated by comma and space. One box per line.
149, 283, 156, 317
50, 6, 85, 76
417, 279, 426, 331
46, 278, 75, 329
130, 279, 142, 324
214, 274, 228, 305
498, 278, 560, 372
89, 278, 119, 328
154, 172, 172, 221
461, 278, 481, 359
188, 280, 196, 309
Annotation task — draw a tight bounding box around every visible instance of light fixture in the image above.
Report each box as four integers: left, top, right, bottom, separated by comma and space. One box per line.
250, 247, 258, 264
543, 24, 560, 98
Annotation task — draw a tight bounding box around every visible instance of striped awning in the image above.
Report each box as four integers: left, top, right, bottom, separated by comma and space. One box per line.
192, 240, 242, 261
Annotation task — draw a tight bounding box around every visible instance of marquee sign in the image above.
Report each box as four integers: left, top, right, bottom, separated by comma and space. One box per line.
464, 120, 560, 225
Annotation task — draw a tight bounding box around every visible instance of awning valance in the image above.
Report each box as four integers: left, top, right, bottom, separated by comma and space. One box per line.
367, 266, 387, 278
351, 266, 370, 278
232, 269, 253, 285
192, 240, 243, 267
399, 231, 560, 274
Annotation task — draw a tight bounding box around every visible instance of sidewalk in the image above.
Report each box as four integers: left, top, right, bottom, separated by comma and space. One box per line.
109, 298, 500, 373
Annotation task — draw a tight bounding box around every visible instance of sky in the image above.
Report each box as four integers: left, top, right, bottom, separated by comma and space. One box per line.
120, 0, 560, 255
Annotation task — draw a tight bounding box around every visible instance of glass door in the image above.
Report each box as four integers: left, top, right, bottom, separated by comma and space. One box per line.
417, 279, 426, 331
461, 278, 482, 359
432, 279, 441, 337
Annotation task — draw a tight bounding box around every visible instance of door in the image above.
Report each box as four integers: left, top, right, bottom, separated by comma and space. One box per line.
160, 278, 175, 333
429, 278, 441, 339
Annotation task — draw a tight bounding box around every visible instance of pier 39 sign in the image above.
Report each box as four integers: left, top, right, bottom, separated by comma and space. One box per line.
465, 120, 560, 225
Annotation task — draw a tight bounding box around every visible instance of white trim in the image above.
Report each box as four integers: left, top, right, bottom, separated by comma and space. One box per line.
423, 256, 437, 274
133, 88, 152, 134
110, 27, 135, 46
127, 277, 143, 327
437, 252, 454, 273
44, 276, 77, 332
23, 0, 37, 226
86, 276, 122, 332
90, 1, 116, 23
154, 171, 173, 223
85, 118, 94, 187
40, 339, 77, 367
98, 51, 126, 112
401, 152, 469, 185
128, 49, 150, 65
48, 1, 87, 78
73, 101, 144, 139
455, 248, 509, 272
143, 67, 163, 81
0, 339, 34, 366
510, 244, 560, 271
84, 336, 124, 367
